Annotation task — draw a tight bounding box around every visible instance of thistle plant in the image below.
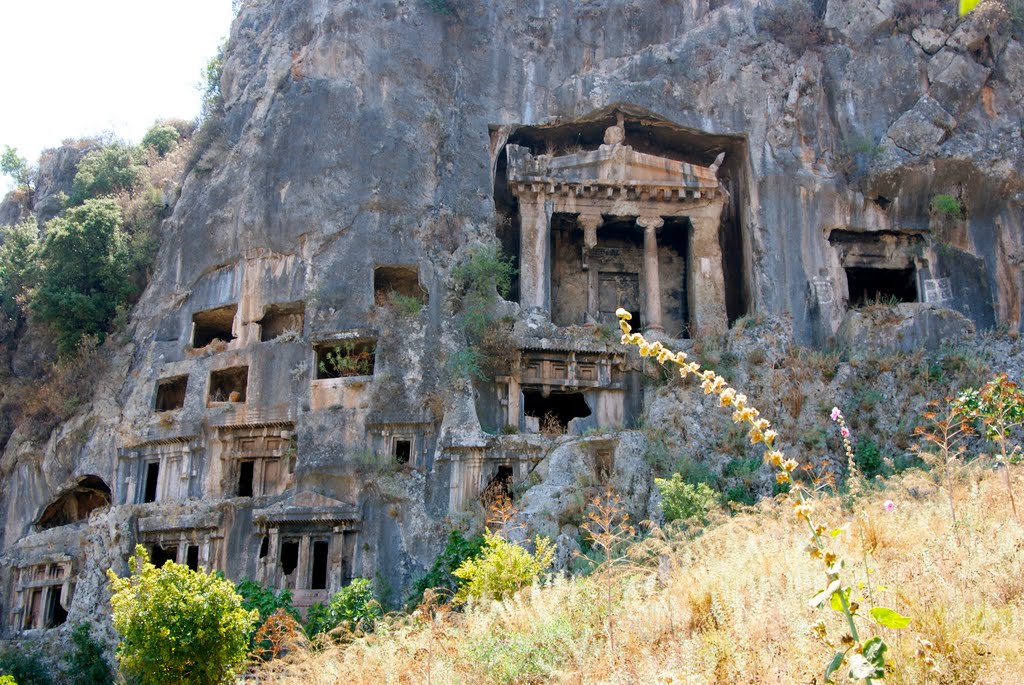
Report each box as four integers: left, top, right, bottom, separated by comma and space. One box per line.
615, 309, 909, 683
956, 374, 1024, 525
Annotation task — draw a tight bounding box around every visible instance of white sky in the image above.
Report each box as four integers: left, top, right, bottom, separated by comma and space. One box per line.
0, 0, 236, 194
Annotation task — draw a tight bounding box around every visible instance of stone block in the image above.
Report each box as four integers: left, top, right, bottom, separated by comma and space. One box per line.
886, 96, 957, 155
927, 49, 991, 114
911, 27, 947, 55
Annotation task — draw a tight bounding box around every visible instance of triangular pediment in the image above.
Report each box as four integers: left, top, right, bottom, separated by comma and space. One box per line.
254, 490, 359, 526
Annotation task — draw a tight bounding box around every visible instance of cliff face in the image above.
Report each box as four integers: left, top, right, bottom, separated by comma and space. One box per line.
2, 0, 1023, 638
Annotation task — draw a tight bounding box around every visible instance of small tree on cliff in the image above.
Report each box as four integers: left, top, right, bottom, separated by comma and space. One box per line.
107, 546, 257, 685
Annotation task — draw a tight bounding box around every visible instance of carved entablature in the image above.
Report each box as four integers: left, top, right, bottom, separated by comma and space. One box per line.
216, 421, 296, 498
365, 415, 437, 470
516, 349, 626, 393
506, 142, 723, 211
136, 510, 225, 571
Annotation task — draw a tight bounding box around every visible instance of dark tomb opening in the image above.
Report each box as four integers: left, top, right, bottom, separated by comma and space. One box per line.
186, 545, 200, 571
45, 588, 68, 628
154, 375, 188, 412
480, 465, 515, 507
310, 540, 329, 590
143, 462, 160, 503
394, 440, 411, 465
237, 460, 255, 497
280, 540, 300, 576
259, 302, 305, 342
150, 544, 177, 568
209, 366, 248, 402
37, 476, 112, 530
523, 390, 592, 432
192, 304, 237, 348
259, 536, 269, 558
374, 266, 427, 306
846, 267, 917, 306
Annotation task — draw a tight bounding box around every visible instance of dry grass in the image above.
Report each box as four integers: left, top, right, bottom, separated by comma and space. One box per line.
259, 466, 1024, 684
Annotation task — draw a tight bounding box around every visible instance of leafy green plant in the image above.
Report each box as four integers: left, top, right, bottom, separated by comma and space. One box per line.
141, 124, 180, 157
424, 0, 453, 15
932, 193, 964, 220
0, 217, 40, 335
318, 341, 374, 378
64, 622, 114, 685
0, 646, 50, 685
304, 578, 383, 639
0, 675, 15, 685
387, 292, 423, 317
107, 546, 258, 685
656, 474, 721, 524
235, 578, 299, 648
854, 437, 885, 479
453, 530, 554, 604
1, 145, 32, 190
446, 347, 485, 381
70, 143, 144, 204
407, 530, 486, 607
32, 199, 134, 355
200, 43, 225, 122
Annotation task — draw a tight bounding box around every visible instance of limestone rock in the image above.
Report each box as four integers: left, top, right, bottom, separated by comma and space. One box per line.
886, 96, 957, 155
911, 27, 948, 55
927, 49, 992, 115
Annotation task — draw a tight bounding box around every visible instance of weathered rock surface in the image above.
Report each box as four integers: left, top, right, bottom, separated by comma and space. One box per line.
1, 0, 1023, 645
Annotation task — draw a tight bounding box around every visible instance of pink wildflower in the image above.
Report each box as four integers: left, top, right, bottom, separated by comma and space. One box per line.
840, 426, 850, 438
830, 407, 841, 421
883, 500, 896, 513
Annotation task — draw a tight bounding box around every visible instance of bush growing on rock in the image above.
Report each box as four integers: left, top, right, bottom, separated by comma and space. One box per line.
453, 530, 554, 604
655, 473, 720, 524
140, 125, 180, 157
70, 143, 144, 204
32, 198, 133, 355
304, 578, 383, 639
107, 546, 257, 685
64, 622, 114, 685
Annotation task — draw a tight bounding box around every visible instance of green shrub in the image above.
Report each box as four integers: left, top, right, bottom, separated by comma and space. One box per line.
0, 217, 40, 334
70, 143, 143, 203
304, 578, 383, 639
64, 622, 114, 685
32, 199, 134, 355
235, 579, 299, 646
1, 145, 32, 189
854, 437, 885, 478
407, 529, 486, 607
932, 193, 964, 219
446, 347, 485, 380
725, 483, 758, 506
453, 530, 554, 604
107, 546, 257, 685
387, 292, 424, 317
200, 44, 225, 122
0, 675, 15, 685
140, 125, 180, 157
0, 646, 51, 685
656, 473, 720, 523
452, 245, 515, 335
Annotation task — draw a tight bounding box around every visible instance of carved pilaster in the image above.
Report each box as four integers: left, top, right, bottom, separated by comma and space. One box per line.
637, 216, 665, 334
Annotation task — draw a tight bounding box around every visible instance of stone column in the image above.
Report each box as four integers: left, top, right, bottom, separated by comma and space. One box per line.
688, 213, 728, 336
578, 213, 603, 318
637, 216, 665, 334
517, 192, 554, 315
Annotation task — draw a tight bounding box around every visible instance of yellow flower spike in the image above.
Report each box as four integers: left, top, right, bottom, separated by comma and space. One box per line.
701, 379, 715, 394
783, 459, 799, 472
657, 349, 673, 364
619, 319, 631, 334
776, 472, 790, 484
679, 366, 692, 379
734, 393, 747, 409
765, 450, 784, 466
749, 428, 764, 444
763, 429, 778, 447
719, 388, 736, 406
621, 334, 632, 344
616, 308, 632, 320
639, 343, 651, 357
701, 370, 716, 382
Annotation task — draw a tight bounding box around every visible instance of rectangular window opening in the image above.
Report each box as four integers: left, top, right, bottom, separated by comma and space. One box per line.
280, 540, 300, 576
258, 302, 305, 342
186, 545, 200, 571
143, 462, 160, 503
310, 540, 329, 590
191, 304, 237, 348
315, 340, 375, 379
845, 266, 917, 307
394, 439, 411, 465
208, 366, 248, 403
154, 375, 188, 412
237, 460, 255, 497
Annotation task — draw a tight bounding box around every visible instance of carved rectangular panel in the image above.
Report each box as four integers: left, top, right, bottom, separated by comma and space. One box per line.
599, 272, 639, 314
